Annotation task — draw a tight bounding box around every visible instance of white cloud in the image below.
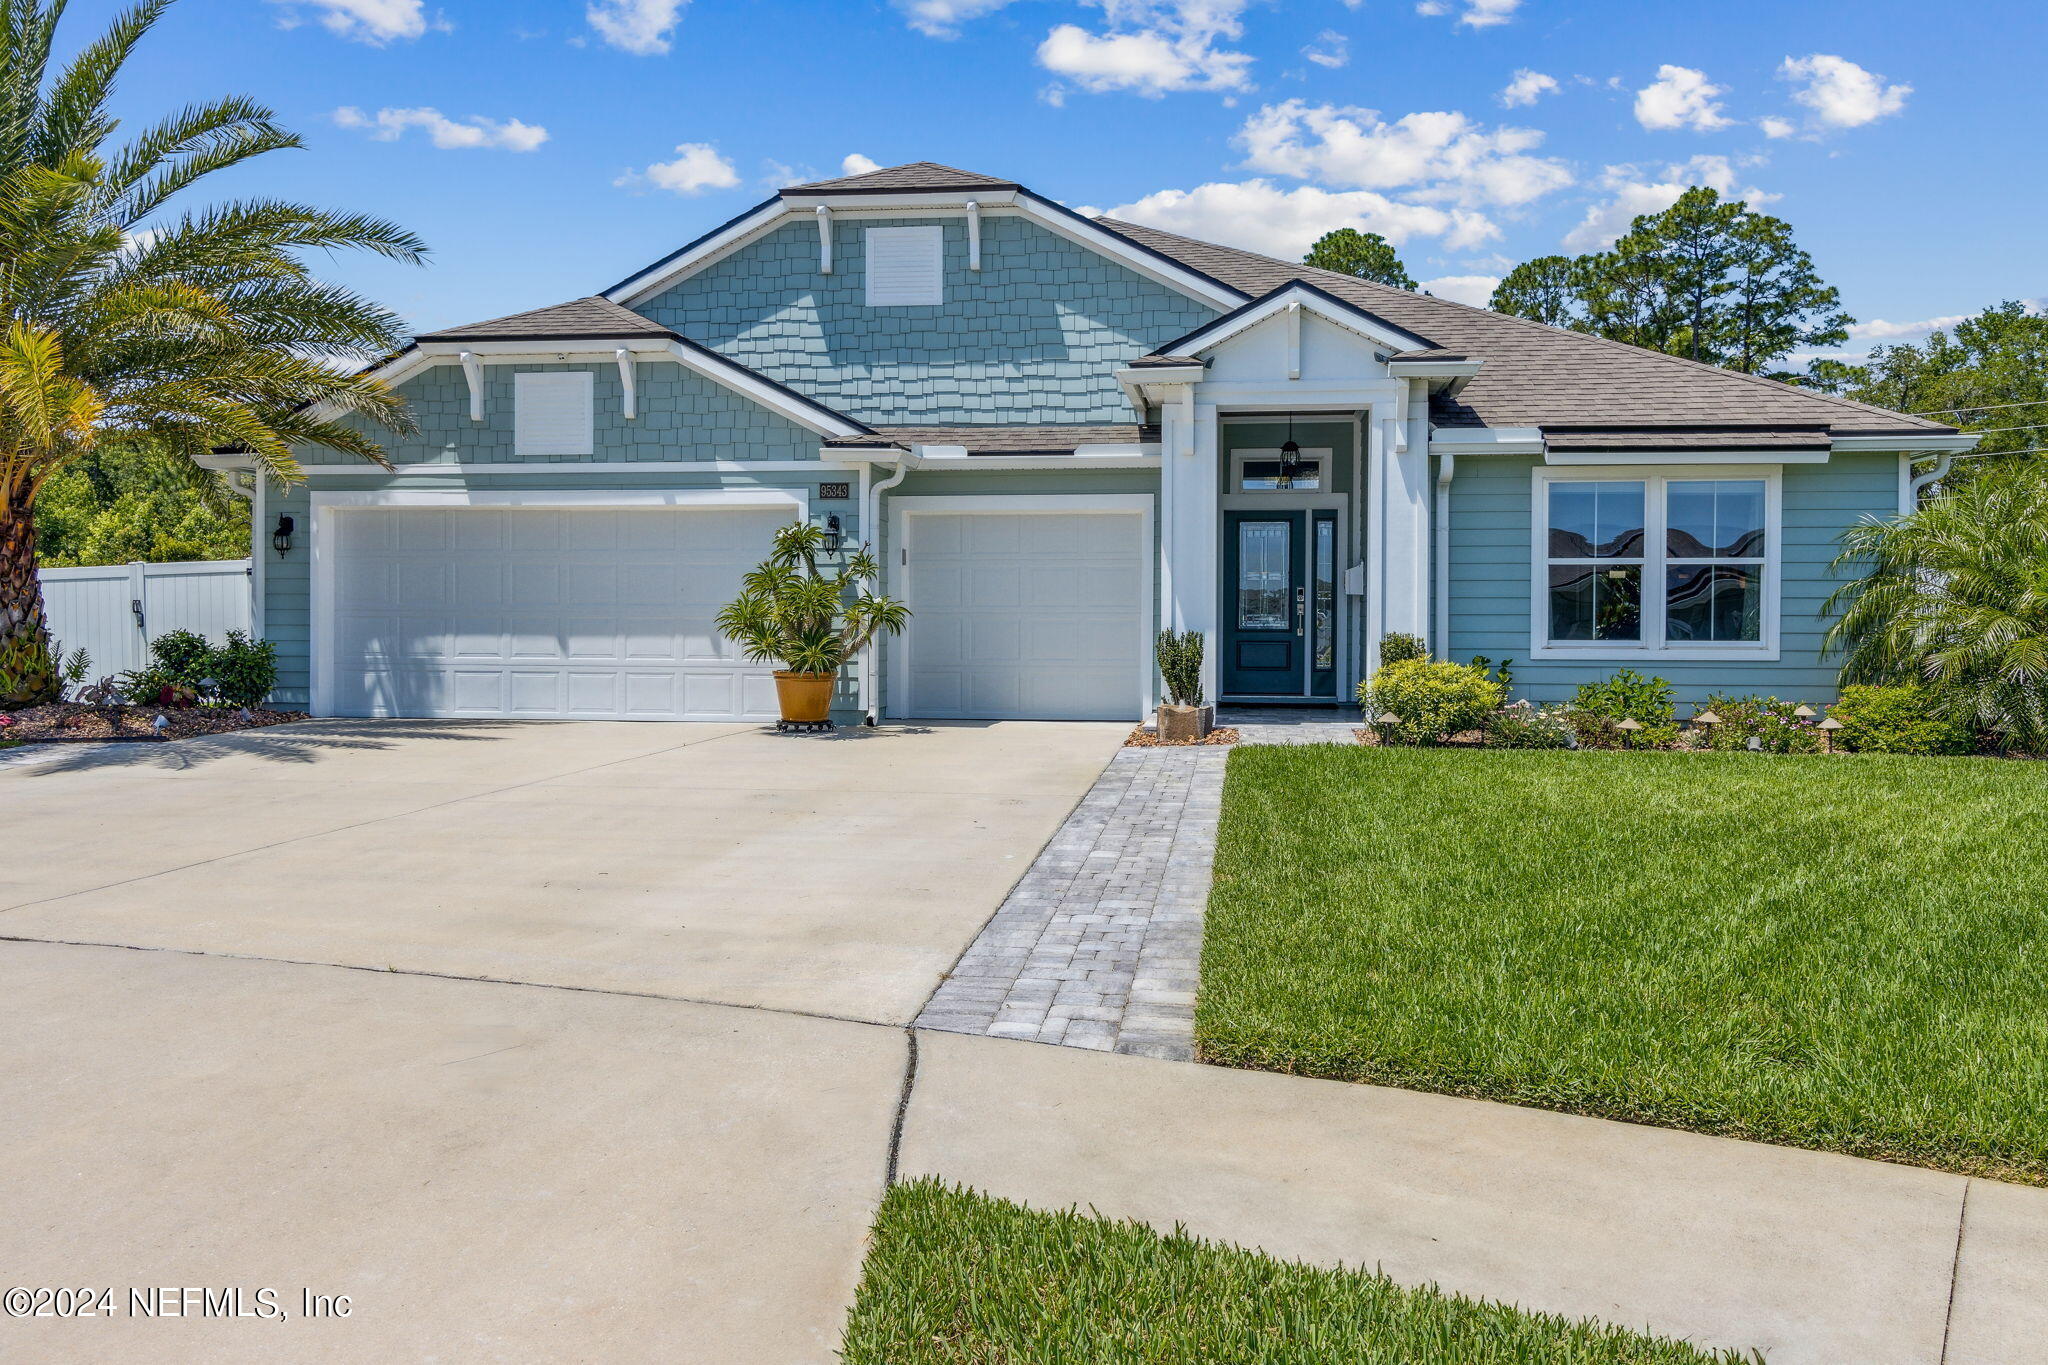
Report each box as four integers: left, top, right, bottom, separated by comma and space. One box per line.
1302, 29, 1348, 69
587, 0, 688, 55
1037, 1, 1255, 97
895, 0, 1019, 37
616, 142, 739, 194
1779, 54, 1910, 130
269, 0, 435, 44
1417, 0, 1520, 26
1236, 99, 1573, 209
1498, 69, 1558, 108
1419, 273, 1501, 307
1095, 178, 1499, 259
1633, 64, 1733, 132
841, 153, 882, 176
1849, 313, 1973, 341
332, 106, 547, 151
1759, 115, 1797, 139
1562, 156, 1773, 251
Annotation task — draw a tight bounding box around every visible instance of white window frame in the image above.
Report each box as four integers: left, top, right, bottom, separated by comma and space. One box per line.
512, 371, 595, 457
1229, 448, 1333, 494
1529, 465, 1781, 662
864, 225, 945, 307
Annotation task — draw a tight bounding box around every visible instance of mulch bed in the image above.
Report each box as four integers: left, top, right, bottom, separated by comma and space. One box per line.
1124, 726, 1241, 748
0, 703, 310, 745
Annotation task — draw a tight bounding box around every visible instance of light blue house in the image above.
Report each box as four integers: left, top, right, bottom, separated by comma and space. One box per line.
221, 162, 1973, 723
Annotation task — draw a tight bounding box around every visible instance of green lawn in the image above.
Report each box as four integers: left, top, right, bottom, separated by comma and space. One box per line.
1200, 746, 2048, 1184
839, 1179, 1749, 1364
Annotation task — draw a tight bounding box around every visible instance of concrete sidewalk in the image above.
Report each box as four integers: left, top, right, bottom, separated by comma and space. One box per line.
900, 1030, 2047, 1365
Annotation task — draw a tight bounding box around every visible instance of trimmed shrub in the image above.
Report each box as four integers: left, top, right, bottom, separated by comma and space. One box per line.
1379, 632, 1428, 666
1570, 668, 1678, 749
148, 629, 214, 688
1696, 693, 1823, 754
1831, 685, 1978, 756
1361, 658, 1502, 745
1485, 700, 1576, 749
210, 631, 278, 709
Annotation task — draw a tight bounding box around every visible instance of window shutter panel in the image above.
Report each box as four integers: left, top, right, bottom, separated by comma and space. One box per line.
864, 226, 944, 307
514, 372, 596, 456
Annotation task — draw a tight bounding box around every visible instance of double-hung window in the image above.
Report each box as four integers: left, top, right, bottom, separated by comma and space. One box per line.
1533, 469, 1778, 660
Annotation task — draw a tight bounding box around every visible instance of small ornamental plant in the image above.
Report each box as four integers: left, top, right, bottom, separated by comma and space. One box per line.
716, 522, 909, 676
1361, 658, 1502, 745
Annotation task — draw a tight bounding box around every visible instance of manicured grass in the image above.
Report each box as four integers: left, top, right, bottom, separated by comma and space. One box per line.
1200, 746, 2048, 1184
838, 1178, 1748, 1364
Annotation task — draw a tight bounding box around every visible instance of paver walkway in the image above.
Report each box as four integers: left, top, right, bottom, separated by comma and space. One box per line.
1218, 704, 1363, 745
916, 746, 1224, 1059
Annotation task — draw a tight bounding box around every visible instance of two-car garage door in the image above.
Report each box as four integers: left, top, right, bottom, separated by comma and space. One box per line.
322, 499, 1150, 724
326, 505, 786, 721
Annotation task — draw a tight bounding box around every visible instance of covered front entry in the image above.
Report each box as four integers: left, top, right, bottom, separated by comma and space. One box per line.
1223, 507, 1340, 700
889, 495, 1152, 721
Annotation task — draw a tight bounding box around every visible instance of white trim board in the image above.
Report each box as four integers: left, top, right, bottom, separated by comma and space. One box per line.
884, 492, 1156, 722
299, 460, 861, 477
1526, 465, 1782, 664
308, 340, 867, 440
602, 198, 1243, 314
306, 486, 808, 717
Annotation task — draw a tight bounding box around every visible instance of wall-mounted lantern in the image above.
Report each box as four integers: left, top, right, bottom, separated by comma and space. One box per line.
822, 514, 844, 554
272, 513, 295, 558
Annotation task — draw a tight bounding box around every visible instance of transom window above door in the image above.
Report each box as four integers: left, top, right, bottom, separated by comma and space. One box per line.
1232, 449, 1329, 492
1533, 469, 1779, 661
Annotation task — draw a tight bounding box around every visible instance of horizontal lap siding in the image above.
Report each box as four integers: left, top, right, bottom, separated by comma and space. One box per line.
1445, 452, 1898, 705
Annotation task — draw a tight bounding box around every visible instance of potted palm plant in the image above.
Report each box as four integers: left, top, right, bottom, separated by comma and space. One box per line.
717, 521, 908, 730
1155, 630, 1212, 741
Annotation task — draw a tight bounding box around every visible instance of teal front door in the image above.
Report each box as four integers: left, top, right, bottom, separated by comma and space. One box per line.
1223, 509, 1339, 699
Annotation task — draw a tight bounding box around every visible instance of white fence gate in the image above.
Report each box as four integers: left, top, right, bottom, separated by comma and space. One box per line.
39, 560, 253, 677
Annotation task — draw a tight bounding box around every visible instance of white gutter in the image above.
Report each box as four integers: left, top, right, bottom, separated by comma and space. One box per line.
1434, 450, 1455, 658
858, 450, 918, 724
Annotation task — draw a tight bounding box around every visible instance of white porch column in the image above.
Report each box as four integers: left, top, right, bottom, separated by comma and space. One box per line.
1170, 398, 1220, 701
1377, 381, 1433, 650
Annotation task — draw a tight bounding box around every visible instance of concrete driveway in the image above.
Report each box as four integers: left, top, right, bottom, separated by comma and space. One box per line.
0, 718, 1123, 1361
0, 718, 1123, 1022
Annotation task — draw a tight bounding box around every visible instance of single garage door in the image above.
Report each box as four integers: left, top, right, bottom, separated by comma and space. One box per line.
897, 506, 1146, 721
327, 504, 789, 721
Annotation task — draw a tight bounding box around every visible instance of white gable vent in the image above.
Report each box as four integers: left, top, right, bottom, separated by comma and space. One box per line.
513, 371, 595, 457
865, 226, 944, 307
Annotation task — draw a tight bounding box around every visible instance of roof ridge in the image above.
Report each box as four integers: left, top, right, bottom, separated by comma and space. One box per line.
1093, 217, 1952, 434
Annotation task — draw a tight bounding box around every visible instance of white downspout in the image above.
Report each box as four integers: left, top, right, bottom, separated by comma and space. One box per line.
1434, 449, 1454, 660
861, 451, 916, 725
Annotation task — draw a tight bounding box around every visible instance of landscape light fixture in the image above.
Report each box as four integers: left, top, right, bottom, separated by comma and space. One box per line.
1817, 715, 1844, 754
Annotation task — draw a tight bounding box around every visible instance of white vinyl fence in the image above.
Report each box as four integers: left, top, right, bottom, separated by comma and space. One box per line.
39, 560, 253, 678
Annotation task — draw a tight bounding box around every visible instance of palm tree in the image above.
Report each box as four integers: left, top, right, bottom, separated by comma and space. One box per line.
0, 0, 425, 706
1824, 460, 2048, 751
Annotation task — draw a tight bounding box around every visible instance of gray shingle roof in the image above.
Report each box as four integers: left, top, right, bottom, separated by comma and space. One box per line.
416, 296, 678, 343
1544, 426, 1833, 452
826, 424, 1157, 454
1126, 354, 1205, 368
782, 162, 1020, 196
1095, 217, 1952, 439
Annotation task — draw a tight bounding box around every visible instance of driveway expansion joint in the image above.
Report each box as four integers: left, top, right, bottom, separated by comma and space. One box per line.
915, 746, 1225, 1060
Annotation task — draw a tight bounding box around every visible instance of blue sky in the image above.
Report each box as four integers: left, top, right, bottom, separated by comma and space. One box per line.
97, 0, 2042, 362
